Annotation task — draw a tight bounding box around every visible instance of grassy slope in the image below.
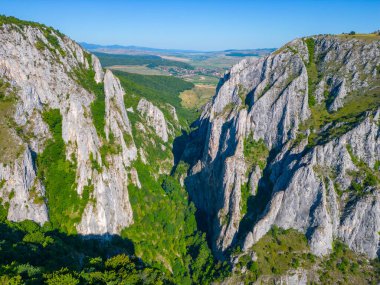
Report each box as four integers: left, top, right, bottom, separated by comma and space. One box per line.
299, 35, 380, 148
179, 84, 215, 110
95, 52, 194, 69
228, 227, 379, 284
114, 70, 199, 125
337, 33, 380, 43
109, 65, 171, 76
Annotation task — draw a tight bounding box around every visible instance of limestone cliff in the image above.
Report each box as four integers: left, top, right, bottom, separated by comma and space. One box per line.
0, 19, 165, 235
183, 34, 380, 260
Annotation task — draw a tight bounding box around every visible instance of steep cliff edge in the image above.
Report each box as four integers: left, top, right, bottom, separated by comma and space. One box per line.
183, 34, 380, 262
0, 17, 140, 235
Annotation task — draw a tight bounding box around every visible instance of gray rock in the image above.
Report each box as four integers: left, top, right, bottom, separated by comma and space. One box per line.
0, 22, 144, 236
137, 98, 169, 142
184, 34, 380, 260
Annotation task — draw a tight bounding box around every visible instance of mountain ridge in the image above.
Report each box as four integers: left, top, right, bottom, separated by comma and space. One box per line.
80, 41, 276, 55
183, 33, 380, 258
0, 14, 379, 284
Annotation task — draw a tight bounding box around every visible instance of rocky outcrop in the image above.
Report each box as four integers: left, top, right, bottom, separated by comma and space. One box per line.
167, 104, 179, 122
137, 98, 169, 142
0, 20, 142, 235
243, 112, 380, 258
77, 70, 137, 235
184, 35, 380, 259
0, 146, 48, 225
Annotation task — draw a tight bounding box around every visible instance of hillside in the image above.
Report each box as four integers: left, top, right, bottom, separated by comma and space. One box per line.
87, 44, 274, 86
179, 33, 380, 283
94, 52, 194, 69
0, 14, 379, 285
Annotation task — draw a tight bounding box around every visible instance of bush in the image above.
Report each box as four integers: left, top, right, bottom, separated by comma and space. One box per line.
304, 38, 318, 107
243, 137, 269, 171
35, 39, 45, 51
44, 269, 79, 285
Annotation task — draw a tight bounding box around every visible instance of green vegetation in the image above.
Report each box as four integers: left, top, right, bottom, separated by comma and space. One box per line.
95, 52, 194, 70
237, 84, 248, 104
115, 72, 229, 283
0, 15, 66, 57
0, 219, 173, 284
29, 185, 45, 205
35, 39, 45, 51
231, 227, 379, 284
220, 102, 235, 117
184, 74, 219, 85
42, 28, 66, 57
240, 137, 269, 216
337, 33, 380, 43
0, 79, 24, 164
299, 90, 380, 148
304, 38, 318, 107
122, 159, 229, 284
240, 183, 250, 216
0, 15, 65, 38
374, 160, 380, 171
251, 226, 312, 276
231, 227, 313, 283
73, 53, 106, 138
115, 70, 197, 124
318, 241, 379, 284
99, 132, 122, 168
110, 65, 171, 76
179, 84, 215, 110
257, 83, 271, 99
243, 137, 269, 171
37, 109, 88, 234
346, 144, 380, 197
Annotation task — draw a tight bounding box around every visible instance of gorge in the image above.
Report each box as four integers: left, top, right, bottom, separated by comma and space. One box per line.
0, 15, 379, 284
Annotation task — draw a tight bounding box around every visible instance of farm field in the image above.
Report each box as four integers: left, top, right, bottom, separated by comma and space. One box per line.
180, 84, 216, 110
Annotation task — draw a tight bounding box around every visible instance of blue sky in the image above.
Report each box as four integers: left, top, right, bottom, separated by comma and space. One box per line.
1, 0, 379, 50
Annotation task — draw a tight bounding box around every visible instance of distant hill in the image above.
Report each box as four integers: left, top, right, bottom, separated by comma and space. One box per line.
94, 52, 194, 69
80, 42, 275, 57
80, 42, 200, 54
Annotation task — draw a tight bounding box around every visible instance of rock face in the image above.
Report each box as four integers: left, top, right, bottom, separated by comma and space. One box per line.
1, 147, 48, 225
184, 35, 380, 259
0, 20, 141, 235
137, 98, 169, 142
77, 69, 137, 235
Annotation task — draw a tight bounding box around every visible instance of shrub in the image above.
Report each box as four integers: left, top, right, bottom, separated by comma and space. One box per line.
44, 268, 79, 285
35, 39, 45, 51
304, 38, 318, 107
243, 137, 269, 171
